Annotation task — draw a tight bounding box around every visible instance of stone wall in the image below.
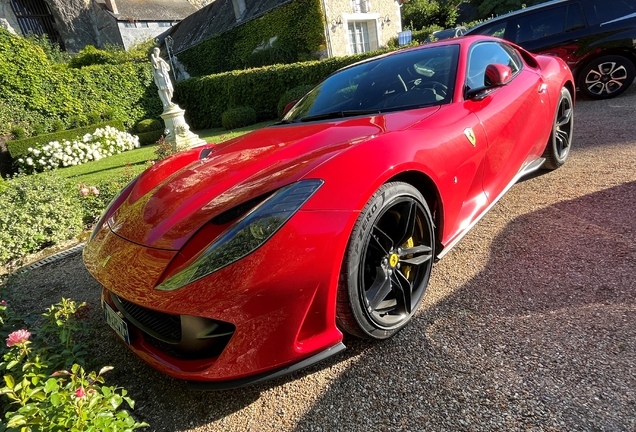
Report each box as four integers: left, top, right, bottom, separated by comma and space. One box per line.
0, 0, 22, 35
45, 0, 122, 52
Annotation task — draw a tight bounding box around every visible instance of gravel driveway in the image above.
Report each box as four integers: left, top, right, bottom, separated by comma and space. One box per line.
7, 84, 636, 431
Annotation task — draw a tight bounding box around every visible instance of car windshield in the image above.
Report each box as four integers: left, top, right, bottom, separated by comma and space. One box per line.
283, 45, 460, 123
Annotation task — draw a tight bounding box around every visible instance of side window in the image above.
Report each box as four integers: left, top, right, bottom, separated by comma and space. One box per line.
582, 0, 636, 26
565, 4, 586, 32
513, 6, 567, 44
472, 21, 509, 39
466, 42, 521, 90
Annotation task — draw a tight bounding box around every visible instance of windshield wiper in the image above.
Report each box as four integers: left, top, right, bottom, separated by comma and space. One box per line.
299, 110, 380, 122
273, 119, 297, 125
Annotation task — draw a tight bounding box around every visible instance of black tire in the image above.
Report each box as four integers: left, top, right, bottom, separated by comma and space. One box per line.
578, 55, 635, 100
542, 87, 573, 170
336, 182, 435, 340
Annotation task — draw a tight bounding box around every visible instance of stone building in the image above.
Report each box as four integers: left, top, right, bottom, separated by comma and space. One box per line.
168, 0, 403, 59
0, 0, 205, 52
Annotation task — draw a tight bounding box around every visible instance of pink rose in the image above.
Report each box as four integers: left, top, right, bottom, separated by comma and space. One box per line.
6, 329, 31, 347
75, 387, 85, 398
1, 300, 6, 306
89, 186, 99, 196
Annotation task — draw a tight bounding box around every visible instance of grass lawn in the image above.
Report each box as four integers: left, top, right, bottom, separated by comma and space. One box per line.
55, 120, 275, 185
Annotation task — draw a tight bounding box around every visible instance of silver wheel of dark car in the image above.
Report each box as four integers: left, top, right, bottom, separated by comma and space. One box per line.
337, 182, 435, 340
542, 87, 573, 170
579, 56, 635, 100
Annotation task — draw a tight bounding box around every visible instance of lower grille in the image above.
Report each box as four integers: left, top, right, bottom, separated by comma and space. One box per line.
113, 295, 181, 343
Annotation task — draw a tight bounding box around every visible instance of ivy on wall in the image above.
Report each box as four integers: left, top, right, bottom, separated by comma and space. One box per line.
176, 0, 326, 77
0, 29, 162, 137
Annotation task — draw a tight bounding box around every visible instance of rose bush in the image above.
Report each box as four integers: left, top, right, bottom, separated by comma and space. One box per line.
0, 292, 148, 430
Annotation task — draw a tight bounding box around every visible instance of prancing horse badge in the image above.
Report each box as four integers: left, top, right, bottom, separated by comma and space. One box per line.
464, 127, 476, 146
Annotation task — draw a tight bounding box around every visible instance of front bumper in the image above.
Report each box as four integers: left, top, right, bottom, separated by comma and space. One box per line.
84, 209, 354, 386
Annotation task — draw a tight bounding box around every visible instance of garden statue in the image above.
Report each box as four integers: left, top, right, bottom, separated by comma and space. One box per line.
150, 47, 205, 151
151, 47, 174, 109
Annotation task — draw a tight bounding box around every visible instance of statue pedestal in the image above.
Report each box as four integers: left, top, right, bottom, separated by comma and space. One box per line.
161, 104, 206, 152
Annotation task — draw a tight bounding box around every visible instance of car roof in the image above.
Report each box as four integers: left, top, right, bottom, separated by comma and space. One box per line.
467, 0, 569, 33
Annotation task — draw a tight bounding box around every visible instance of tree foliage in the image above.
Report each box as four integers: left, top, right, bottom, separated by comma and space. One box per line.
401, 0, 464, 30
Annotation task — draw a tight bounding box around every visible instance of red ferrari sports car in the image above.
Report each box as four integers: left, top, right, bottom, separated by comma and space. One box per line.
83, 36, 574, 389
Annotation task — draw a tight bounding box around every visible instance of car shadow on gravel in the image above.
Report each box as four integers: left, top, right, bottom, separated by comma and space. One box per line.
290, 180, 636, 431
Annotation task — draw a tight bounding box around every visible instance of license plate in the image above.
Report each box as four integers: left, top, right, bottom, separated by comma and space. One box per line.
104, 301, 130, 345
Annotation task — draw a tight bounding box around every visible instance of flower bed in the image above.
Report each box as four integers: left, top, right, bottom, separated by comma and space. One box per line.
16, 126, 140, 174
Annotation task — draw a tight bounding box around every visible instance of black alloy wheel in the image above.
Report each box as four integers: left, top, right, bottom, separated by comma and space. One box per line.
579, 55, 636, 100
542, 87, 573, 170
337, 182, 435, 340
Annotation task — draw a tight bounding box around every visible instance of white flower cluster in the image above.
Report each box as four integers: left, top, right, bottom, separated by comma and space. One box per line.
17, 126, 140, 173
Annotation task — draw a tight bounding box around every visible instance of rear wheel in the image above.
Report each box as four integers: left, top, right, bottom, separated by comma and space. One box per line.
337, 182, 435, 340
542, 87, 573, 170
578, 55, 635, 100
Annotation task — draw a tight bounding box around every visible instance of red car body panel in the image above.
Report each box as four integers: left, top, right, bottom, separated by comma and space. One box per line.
83, 36, 574, 387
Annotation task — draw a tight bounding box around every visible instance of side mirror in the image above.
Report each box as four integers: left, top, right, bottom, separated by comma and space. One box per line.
484, 63, 513, 86
466, 63, 513, 100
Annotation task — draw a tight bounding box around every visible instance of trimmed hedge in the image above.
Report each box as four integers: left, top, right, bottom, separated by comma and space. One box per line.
135, 119, 162, 133
7, 120, 125, 159
176, 0, 325, 76
136, 129, 164, 146
0, 29, 162, 137
222, 107, 257, 130
175, 49, 390, 129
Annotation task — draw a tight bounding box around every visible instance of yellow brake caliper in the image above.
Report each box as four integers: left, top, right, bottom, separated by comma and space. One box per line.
401, 237, 414, 279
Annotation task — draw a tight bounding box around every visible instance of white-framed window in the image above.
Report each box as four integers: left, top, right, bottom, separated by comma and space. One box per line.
352, 0, 370, 13
348, 21, 371, 54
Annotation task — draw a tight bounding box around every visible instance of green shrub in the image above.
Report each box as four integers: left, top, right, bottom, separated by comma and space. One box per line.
0, 172, 83, 265
102, 108, 116, 121
136, 118, 162, 133
51, 119, 65, 132
10, 126, 26, 140
136, 129, 164, 146
277, 84, 314, 117
87, 111, 103, 125
68, 45, 117, 68
0, 176, 6, 195
32, 123, 45, 135
7, 120, 125, 159
68, 114, 88, 129
222, 107, 258, 130
176, 49, 388, 129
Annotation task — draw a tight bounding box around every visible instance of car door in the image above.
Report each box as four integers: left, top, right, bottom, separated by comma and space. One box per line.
464, 41, 551, 202
512, 2, 589, 70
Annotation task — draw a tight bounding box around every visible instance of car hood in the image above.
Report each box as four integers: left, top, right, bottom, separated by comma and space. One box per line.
109, 108, 438, 250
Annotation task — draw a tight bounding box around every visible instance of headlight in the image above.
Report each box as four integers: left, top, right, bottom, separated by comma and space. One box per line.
155, 179, 324, 291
